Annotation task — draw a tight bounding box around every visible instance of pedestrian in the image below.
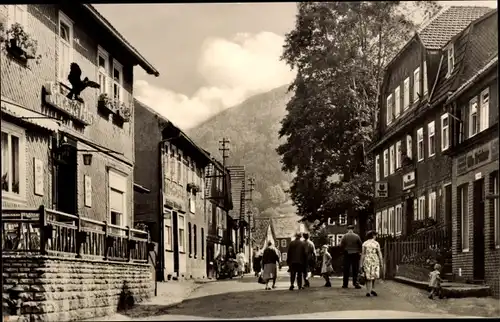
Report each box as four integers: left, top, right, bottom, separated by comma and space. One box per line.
225, 246, 237, 277
253, 247, 262, 277
428, 263, 443, 299
236, 248, 246, 278
320, 245, 333, 287
302, 232, 316, 288
360, 230, 383, 297
339, 224, 363, 289
262, 241, 280, 290
286, 232, 307, 290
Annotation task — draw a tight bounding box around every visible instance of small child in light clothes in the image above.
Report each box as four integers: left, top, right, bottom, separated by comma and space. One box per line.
428, 263, 443, 299
320, 245, 333, 287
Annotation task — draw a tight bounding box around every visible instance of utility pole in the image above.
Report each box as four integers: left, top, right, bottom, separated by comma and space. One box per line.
219, 138, 230, 249
245, 177, 255, 266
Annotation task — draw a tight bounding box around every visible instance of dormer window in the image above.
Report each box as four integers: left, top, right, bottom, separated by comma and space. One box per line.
447, 44, 455, 76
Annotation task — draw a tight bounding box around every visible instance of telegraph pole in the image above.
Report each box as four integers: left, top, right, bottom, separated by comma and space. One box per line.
245, 177, 255, 266
219, 138, 230, 249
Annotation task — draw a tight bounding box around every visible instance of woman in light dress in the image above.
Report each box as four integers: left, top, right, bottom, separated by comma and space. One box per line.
236, 248, 246, 278
320, 245, 333, 287
360, 230, 384, 297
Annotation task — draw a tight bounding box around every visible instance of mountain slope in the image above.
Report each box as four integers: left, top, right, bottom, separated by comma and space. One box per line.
188, 85, 295, 214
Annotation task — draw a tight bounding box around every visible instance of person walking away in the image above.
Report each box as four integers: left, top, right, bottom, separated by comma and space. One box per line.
262, 241, 280, 290
253, 247, 262, 277
286, 232, 307, 290
320, 245, 333, 287
236, 248, 246, 278
340, 224, 363, 289
428, 264, 443, 299
360, 230, 383, 296
302, 232, 316, 287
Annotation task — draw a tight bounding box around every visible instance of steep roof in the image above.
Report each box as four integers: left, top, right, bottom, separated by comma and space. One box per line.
271, 216, 304, 238
419, 6, 494, 50
227, 166, 245, 220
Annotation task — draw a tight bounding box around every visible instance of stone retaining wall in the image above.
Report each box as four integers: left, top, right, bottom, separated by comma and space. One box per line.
2, 255, 154, 321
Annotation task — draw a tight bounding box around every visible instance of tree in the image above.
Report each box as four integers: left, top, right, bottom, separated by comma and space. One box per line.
277, 1, 441, 227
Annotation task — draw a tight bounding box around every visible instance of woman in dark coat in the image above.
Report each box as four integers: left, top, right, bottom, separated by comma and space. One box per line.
252, 247, 262, 276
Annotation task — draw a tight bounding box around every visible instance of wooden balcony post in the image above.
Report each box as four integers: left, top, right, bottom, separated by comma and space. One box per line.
127, 226, 132, 262
104, 221, 109, 261
39, 205, 47, 255
76, 217, 82, 258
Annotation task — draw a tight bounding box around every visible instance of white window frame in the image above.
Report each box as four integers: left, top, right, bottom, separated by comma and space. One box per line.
388, 207, 395, 235
282, 252, 288, 261
386, 94, 393, 125
395, 140, 402, 169
375, 154, 380, 182
441, 114, 449, 151
493, 174, 499, 248
1, 121, 26, 201
328, 234, 336, 246
7, 5, 28, 29
418, 195, 426, 220
383, 149, 389, 178
413, 67, 421, 103
375, 212, 381, 234
336, 234, 344, 246
394, 86, 401, 117
395, 204, 403, 236
406, 135, 412, 159
428, 191, 437, 219
178, 213, 186, 253
339, 213, 347, 226
58, 11, 74, 85
417, 128, 424, 161
403, 77, 410, 110
165, 209, 173, 251
381, 209, 388, 235
479, 88, 489, 132
423, 60, 428, 96
97, 46, 111, 95
281, 239, 287, 248
469, 96, 479, 138
108, 169, 128, 229
447, 44, 455, 76
327, 217, 336, 226
459, 185, 469, 252
112, 59, 124, 103
389, 145, 395, 175
428, 121, 435, 157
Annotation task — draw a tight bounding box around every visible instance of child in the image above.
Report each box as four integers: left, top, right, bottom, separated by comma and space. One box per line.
320, 245, 333, 287
428, 263, 443, 299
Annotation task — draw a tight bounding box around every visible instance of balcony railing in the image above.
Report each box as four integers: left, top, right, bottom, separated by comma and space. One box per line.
2, 206, 149, 263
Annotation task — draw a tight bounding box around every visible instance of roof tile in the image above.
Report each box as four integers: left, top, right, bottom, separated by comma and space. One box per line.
271, 216, 303, 238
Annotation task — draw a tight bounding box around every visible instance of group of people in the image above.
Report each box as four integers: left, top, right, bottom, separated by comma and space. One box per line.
218, 246, 248, 278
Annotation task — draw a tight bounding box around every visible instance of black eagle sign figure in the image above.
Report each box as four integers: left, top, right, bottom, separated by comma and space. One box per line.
66, 62, 100, 103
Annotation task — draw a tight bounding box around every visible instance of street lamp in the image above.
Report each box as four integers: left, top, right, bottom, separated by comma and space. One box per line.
82, 153, 93, 166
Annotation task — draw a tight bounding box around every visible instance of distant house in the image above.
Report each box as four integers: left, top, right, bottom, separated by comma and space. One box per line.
323, 214, 360, 246
271, 216, 308, 265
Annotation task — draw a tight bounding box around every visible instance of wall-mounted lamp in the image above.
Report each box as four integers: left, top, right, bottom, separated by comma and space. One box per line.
82, 153, 93, 166
56, 142, 123, 167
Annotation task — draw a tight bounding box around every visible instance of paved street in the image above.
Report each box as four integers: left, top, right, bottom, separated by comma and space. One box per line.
109, 274, 498, 320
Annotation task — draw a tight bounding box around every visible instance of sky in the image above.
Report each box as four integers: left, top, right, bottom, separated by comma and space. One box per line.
94, 1, 497, 130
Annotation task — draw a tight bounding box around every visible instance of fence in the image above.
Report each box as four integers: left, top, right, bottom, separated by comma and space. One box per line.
380, 225, 452, 279
2, 206, 149, 263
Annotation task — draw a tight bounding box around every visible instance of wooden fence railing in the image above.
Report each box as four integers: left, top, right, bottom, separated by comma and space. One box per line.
2, 206, 149, 263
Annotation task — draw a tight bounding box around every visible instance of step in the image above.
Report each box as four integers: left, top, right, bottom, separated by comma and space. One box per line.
393, 276, 491, 298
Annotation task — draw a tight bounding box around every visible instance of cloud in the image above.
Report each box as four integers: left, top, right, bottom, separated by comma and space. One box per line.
134, 31, 295, 130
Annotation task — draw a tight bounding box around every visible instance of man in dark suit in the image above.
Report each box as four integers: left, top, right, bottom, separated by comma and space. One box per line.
286, 232, 307, 290
340, 224, 363, 289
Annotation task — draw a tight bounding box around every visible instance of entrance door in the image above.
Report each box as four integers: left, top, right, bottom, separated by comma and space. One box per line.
53, 138, 77, 215
444, 184, 452, 233
172, 212, 180, 275
473, 179, 485, 281
405, 198, 414, 235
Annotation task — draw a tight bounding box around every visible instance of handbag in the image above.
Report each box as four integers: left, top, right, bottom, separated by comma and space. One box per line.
257, 273, 266, 284
358, 269, 366, 286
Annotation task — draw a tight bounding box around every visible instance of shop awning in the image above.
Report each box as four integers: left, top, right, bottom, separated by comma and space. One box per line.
1, 97, 60, 132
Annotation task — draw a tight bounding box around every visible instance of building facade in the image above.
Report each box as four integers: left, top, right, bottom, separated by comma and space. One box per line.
227, 165, 251, 259
134, 100, 210, 281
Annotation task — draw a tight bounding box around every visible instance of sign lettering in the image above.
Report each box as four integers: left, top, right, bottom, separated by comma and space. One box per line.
402, 171, 415, 190
457, 139, 497, 175
43, 82, 93, 125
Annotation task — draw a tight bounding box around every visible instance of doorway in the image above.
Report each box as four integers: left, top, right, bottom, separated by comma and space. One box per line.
473, 179, 485, 281
53, 138, 78, 215
172, 211, 180, 275
405, 197, 414, 235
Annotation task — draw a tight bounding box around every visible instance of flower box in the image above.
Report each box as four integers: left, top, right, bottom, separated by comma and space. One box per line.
1, 23, 41, 64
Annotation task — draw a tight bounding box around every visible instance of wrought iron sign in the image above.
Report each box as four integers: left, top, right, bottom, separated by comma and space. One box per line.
402, 170, 415, 190
43, 82, 93, 125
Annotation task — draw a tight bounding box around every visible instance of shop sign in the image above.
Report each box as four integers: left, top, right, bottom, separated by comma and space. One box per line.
457, 139, 497, 175
402, 171, 415, 190
43, 82, 93, 125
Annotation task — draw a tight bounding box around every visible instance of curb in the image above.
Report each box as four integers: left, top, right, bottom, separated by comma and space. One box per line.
393, 276, 491, 298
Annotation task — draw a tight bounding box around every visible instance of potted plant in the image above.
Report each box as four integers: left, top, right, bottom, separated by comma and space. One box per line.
1, 23, 42, 64
97, 93, 117, 114
115, 101, 131, 122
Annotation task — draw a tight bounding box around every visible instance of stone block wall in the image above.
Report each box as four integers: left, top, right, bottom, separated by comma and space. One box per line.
2, 255, 154, 321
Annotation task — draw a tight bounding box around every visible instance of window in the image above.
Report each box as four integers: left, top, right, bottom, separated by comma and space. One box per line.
469, 97, 479, 137
328, 234, 335, 246
193, 224, 197, 257
7, 5, 27, 29
97, 47, 110, 95
417, 128, 424, 161
282, 252, 288, 261
339, 213, 347, 225
389, 145, 395, 175
386, 94, 394, 125
423, 61, 428, 96
375, 155, 380, 182
383, 149, 389, 177
441, 114, 449, 151
112, 60, 124, 102
418, 195, 426, 220
406, 135, 413, 159
403, 77, 410, 110
201, 228, 205, 258
165, 210, 173, 251
458, 185, 469, 251
327, 217, 336, 226
447, 45, 454, 76
375, 212, 381, 234
388, 207, 395, 235
188, 222, 192, 255
381, 209, 388, 235
281, 239, 287, 248
428, 191, 436, 219
177, 155, 182, 184
491, 173, 499, 248
428, 121, 435, 157
58, 12, 73, 85
1, 121, 25, 199
178, 214, 186, 253
479, 88, 489, 132
395, 204, 403, 235
395, 141, 402, 169
394, 86, 401, 117
413, 67, 420, 103
109, 169, 128, 228
336, 234, 344, 245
